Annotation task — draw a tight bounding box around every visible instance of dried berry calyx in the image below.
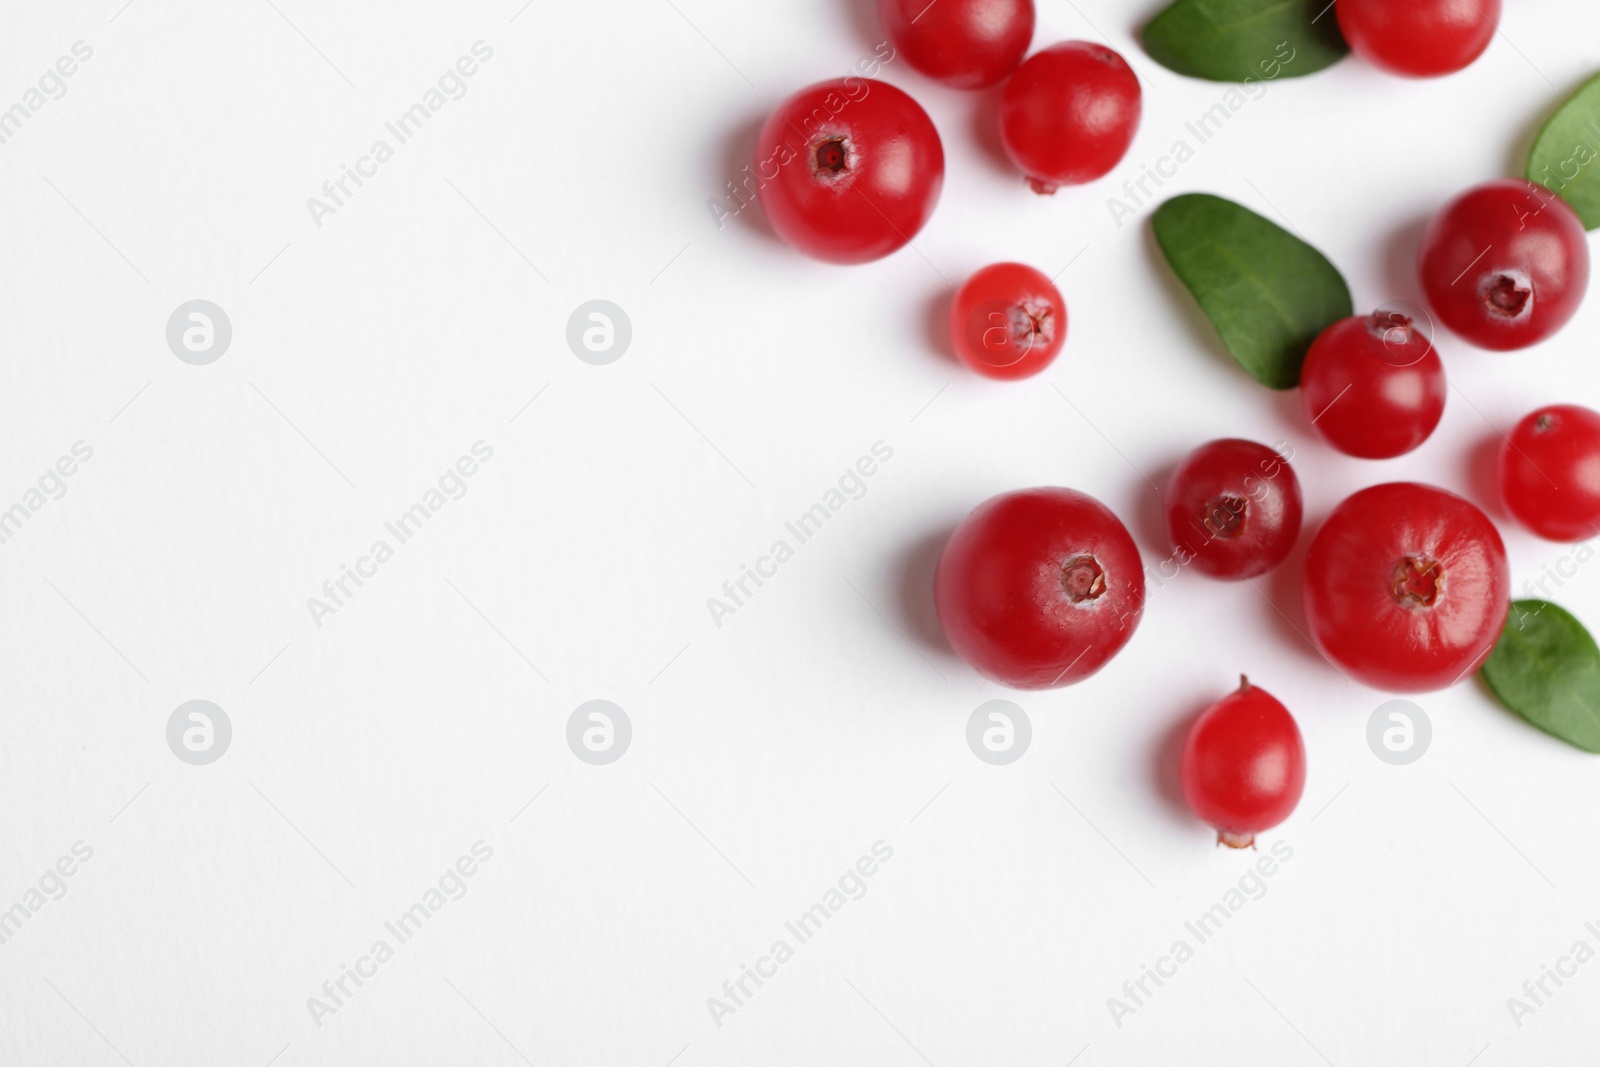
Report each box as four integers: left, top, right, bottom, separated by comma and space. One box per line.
1061, 555, 1107, 603
1202, 495, 1248, 539
814, 138, 848, 175
1392, 556, 1443, 608
1486, 274, 1531, 317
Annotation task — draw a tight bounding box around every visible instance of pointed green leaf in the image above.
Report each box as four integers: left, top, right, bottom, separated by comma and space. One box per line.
1481, 600, 1600, 753
1527, 72, 1600, 229
1142, 0, 1348, 83
1151, 193, 1352, 389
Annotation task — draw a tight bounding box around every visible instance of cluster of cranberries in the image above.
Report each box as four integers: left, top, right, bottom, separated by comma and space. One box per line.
755, 0, 1596, 848
757, 0, 1140, 279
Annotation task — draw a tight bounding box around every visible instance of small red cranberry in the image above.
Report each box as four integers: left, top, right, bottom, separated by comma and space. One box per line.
1336, 0, 1500, 77
755, 79, 944, 264
1303, 483, 1510, 692
935, 487, 1144, 689
1498, 404, 1600, 542
998, 41, 1140, 194
1164, 439, 1302, 580
1419, 179, 1590, 351
877, 0, 1034, 89
949, 262, 1066, 379
1181, 676, 1306, 849
1300, 312, 1447, 459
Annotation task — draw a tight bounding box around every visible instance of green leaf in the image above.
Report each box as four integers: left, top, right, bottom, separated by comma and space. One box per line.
1481, 600, 1600, 753
1527, 72, 1600, 229
1142, 0, 1348, 82
1151, 193, 1352, 389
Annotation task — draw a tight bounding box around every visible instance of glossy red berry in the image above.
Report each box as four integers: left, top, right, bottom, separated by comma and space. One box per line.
1164, 439, 1302, 580
1303, 483, 1510, 693
935, 487, 1144, 689
998, 41, 1140, 194
1335, 0, 1499, 78
754, 79, 944, 264
1498, 404, 1600, 542
1300, 312, 1447, 459
949, 262, 1066, 379
1181, 677, 1306, 849
877, 0, 1034, 89
1419, 179, 1591, 351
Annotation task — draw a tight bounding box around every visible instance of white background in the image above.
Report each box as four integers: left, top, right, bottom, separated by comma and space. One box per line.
2, 0, 1599, 1064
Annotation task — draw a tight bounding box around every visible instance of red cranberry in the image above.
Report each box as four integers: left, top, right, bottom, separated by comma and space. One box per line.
1300, 312, 1447, 459
1336, 0, 1500, 77
998, 41, 1141, 194
755, 79, 944, 264
1181, 677, 1306, 849
877, 0, 1034, 89
935, 487, 1144, 689
948, 262, 1066, 379
1419, 179, 1591, 351
1303, 483, 1510, 692
1164, 439, 1302, 580
1498, 404, 1600, 542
